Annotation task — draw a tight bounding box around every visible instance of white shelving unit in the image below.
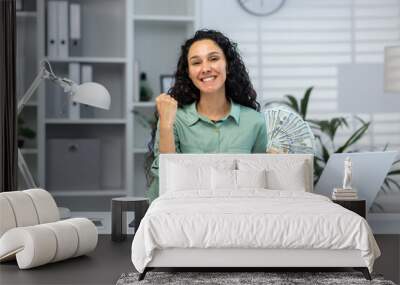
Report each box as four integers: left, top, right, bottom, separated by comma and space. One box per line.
46, 57, 128, 64
21, 148, 39, 155
131, 0, 198, 197
17, 0, 198, 211
45, 119, 127, 124
33, 0, 131, 211
16, 11, 37, 18
133, 15, 196, 22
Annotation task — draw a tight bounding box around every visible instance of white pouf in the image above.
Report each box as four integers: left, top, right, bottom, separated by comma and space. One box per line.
0, 189, 98, 269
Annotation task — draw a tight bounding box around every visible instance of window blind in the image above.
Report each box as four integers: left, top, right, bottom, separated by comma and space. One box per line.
201, 0, 400, 150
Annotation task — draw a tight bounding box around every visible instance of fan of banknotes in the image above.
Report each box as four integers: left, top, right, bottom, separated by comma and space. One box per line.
263, 106, 315, 154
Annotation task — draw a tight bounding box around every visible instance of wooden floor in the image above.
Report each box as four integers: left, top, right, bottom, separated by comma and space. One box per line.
0, 235, 133, 285
1, 234, 398, 285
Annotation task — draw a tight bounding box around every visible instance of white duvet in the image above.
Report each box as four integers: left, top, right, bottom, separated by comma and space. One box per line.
131, 190, 380, 273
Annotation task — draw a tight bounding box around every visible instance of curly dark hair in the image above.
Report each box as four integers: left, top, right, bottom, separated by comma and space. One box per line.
144, 29, 260, 186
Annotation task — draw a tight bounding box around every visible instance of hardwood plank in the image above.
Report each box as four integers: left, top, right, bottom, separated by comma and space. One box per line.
0, 235, 133, 285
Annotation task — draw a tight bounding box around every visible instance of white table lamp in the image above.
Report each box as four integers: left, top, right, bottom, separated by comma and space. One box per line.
72, 82, 111, 109
18, 60, 111, 188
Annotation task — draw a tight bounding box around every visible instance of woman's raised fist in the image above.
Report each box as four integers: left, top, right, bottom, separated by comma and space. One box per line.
155, 93, 178, 128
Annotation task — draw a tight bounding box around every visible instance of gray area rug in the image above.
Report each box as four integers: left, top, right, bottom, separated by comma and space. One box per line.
116, 271, 396, 285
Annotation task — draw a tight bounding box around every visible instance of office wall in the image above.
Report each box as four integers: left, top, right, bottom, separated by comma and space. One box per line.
199, 0, 400, 214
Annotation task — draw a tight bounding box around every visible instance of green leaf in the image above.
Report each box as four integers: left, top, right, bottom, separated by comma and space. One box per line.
315, 117, 348, 142
383, 179, 391, 189
313, 160, 325, 185
391, 159, 400, 165
307, 119, 321, 128
300, 86, 313, 120
380, 184, 389, 194
335, 122, 370, 153
382, 143, 389, 151
284, 95, 300, 113
306, 120, 321, 132
18, 127, 36, 139
314, 135, 331, 163
386, 177, 400, 191
370, 202, 384, 212
387, 169, 400, 176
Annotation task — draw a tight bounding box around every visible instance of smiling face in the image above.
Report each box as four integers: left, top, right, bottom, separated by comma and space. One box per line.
187, 39, 227, 96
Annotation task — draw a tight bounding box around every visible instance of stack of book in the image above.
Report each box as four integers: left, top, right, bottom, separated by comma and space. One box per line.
332, 188, 358, 200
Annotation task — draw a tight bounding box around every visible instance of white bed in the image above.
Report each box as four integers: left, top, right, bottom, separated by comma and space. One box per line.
131, 154, 380, 280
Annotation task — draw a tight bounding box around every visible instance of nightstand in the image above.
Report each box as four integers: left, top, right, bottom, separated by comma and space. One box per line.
332, 199, 366, 218
111, 197, 149, 242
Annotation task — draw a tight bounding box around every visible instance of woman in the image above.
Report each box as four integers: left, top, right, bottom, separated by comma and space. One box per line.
146, 29, 267, 202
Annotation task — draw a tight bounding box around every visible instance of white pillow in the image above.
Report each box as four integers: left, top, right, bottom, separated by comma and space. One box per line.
266, 163, 307, 191
166, 162, 211, 191
237, 158, 309, 191
237, 169, 267, 188
211, 169, 268, 190
166, 160, 235, 192
211, 168, 236, 190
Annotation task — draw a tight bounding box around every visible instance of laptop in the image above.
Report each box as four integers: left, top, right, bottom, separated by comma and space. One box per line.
314, 151, 398, 210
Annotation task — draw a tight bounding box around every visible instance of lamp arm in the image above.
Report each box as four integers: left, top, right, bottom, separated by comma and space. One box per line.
17, 60, 79, 189
17, 66, 49, 115
18, 148, 37, 188
18, 61, 77, 116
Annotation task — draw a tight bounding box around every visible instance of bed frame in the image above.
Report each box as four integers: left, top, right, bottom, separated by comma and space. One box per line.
138, 248, 371, 280
138, 154, 372, 281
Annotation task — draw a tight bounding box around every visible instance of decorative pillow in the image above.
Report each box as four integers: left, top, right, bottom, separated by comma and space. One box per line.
166, 160, 235, 192
211, 169, 268, 190
237, 158, 309, 191
266, 163, 307, 191
211, 168, 236, 190
237, 169, 267, 188
166, 162, 211, 191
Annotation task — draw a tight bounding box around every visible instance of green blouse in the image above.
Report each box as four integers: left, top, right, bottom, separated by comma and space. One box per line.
148, 100, 267, 202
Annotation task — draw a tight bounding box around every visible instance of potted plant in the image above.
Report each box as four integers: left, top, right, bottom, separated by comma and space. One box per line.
265, 87, 400, 210
265, 87, 374, 184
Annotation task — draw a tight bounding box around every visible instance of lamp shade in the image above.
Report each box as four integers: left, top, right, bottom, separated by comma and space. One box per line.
72, 82, 111, 110
384, 45, 400, 93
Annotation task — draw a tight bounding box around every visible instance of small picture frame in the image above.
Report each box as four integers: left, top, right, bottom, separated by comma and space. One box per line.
160, 75, 175, 93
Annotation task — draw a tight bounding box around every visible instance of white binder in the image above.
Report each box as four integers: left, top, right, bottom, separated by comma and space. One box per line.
57, 1, 69, 58
47, 1, 58, 58
69, 3, 82, 56
68, 63, 80, 119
